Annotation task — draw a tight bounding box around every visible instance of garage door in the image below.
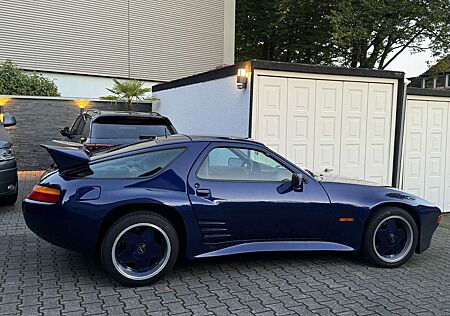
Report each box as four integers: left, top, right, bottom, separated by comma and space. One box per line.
402, 97, 450, 212
253, 74, 397, 185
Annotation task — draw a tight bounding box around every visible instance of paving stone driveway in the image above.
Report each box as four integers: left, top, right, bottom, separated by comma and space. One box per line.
0, 172, 449, 316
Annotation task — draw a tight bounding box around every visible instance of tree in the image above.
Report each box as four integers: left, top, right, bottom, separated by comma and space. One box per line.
235, 0, 335, 64
100, 79, 157, 111
0, 59, 60, 96
235, 0, 450, 69
329, 0, 450, 69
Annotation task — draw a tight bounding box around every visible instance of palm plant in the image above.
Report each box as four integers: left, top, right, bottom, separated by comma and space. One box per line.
100, 79, 158, 111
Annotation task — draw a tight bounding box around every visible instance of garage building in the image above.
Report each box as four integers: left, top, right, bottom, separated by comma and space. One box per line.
153, 60, 406, 188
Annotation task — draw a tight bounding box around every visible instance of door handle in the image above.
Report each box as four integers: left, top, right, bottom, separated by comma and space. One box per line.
196, 189, 211, 197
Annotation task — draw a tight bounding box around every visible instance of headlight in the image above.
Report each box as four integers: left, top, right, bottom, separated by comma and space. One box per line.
0, 145, 14, 161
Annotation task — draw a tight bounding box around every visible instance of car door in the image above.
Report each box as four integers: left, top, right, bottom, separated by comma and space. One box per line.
187, 142, 331, 244
69, 114, 86, 143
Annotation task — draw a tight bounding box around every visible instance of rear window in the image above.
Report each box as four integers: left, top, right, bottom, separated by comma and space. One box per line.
66, 147, 185, 178
91, 116, 175, 139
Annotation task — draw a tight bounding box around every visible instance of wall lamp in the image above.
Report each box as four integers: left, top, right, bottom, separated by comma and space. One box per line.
237, 68, 248, 89
0, 97, 12, 123
74, 99, 90, 113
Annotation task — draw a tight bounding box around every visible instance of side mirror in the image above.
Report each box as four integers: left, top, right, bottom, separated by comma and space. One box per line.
291, 173, 304, 192
1, 114, 16, 127
60, 127, 72, 138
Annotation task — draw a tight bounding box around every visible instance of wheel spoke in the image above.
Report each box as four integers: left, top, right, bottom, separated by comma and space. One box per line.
386, 219, 398, 233
117, 248, 134, 264
396, 228, 406, 243
122, 230, 142, 249
149, 243, 166, 259
375, 228, 388, 241
140, 228, 156, 243
133, 253, 152, 271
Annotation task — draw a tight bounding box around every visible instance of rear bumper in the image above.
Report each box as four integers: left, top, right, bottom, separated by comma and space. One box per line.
417, 208, 441, 254
0, 160, 18, 196
22, 199, 98, 255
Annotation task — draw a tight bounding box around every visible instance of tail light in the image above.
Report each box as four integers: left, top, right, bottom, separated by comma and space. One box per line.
85, 144, 113, 153
437, 214, 443, 224
27, 185, 61, 203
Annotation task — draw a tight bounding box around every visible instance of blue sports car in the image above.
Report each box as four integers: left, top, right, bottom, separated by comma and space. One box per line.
23, 135, 442, 286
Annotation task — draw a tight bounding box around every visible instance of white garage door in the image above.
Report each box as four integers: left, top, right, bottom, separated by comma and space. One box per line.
252, 73, 397, 185
403, 96, 450, 212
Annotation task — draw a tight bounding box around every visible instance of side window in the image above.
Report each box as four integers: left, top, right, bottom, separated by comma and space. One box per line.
197, 147, 292, 182
70, 115, 83, 135
82, 117, 91, 137
68, 147, 185, 178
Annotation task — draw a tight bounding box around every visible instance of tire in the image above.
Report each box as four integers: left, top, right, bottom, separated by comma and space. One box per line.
101, 211, 179, 286
363, 206, 418, 268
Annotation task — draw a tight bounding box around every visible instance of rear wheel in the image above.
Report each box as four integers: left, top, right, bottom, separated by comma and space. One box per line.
101, 211, 179, 286
363, 207, 418, 268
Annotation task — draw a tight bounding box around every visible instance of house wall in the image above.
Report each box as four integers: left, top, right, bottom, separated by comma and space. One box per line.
2, 97, 152, 170
0, 0, 235, 82
402, 90, 450, 212
153, 75, 251, 137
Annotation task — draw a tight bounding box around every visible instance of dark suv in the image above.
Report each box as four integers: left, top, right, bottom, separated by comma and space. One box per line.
60, 110, 177, 152
0, 115, 18, 206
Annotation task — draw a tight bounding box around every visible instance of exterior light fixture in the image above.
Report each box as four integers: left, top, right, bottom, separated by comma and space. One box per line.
74, 99, 90, 113
237, 68, 248, 89
0, 97, 11, 122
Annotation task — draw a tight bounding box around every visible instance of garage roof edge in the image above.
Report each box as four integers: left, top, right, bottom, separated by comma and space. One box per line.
152, 60, 405, 92
407, 87, 450, 98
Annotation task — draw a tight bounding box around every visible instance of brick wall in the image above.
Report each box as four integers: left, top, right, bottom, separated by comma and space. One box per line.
3, 98, 153, 170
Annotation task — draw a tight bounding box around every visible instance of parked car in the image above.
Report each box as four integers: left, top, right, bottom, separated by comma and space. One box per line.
23, 136, 442, 286
0, 114, 18, 206
60, 110, 177, 152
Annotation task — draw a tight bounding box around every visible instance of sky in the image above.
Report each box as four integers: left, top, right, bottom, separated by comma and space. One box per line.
385, 48, 436, 79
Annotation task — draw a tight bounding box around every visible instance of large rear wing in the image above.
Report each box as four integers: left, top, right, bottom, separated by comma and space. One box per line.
41, 144, 90, 172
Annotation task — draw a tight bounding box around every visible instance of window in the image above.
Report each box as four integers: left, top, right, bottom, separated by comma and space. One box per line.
447, 75, 450, 88
91, 116, 175, 140
197, 147, 292, 182
436, 75, 445, 88
68, 147, 185, 178
424, 77, 434, 88
70, 115, 84, 135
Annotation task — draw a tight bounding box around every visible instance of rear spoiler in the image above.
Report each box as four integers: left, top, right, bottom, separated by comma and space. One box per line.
41, 144, 90, 171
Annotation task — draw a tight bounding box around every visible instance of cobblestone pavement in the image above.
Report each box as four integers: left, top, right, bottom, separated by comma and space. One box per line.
1, 172, 449, 315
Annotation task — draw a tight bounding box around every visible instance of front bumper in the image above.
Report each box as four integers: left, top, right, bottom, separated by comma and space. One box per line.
0, 159, 18, 196
417, 208, 442, 254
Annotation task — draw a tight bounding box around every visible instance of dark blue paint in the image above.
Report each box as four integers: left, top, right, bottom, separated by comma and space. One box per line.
22, 136, 442, 260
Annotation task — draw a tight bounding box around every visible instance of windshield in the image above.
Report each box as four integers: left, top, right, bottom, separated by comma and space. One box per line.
91, 116, 175, 140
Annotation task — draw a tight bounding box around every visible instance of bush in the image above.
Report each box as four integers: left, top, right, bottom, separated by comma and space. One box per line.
0, 59, 60, 96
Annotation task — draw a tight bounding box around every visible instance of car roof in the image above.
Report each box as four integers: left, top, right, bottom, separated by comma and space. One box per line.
91, 134, 265, 160
84, 109, 169, 119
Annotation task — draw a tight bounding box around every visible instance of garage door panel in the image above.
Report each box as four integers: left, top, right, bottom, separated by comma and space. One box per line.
444, 101, 450, 211
424, 102, 448, 207
314, 81, 343, 172
341, 82, 368, 178
286, 78, 315, 169
402, 100, 427, 197
366, 83, 393, 185
257, 77, 288, 154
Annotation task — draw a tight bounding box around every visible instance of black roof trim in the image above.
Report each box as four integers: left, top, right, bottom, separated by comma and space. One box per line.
152, 59, 404, 92
152, 61, 252, 92
407, 87, 450, 98
251, 60, 404, 79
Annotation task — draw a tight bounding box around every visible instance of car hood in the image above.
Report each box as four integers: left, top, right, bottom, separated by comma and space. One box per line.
314, 172, 387, 187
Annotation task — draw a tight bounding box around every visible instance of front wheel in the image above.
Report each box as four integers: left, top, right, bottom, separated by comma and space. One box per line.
101, 211, 179, 286
363, 207, 418, 268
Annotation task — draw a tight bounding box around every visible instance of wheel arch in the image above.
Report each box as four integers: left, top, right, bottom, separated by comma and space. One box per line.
366, 202, 421, 252
95, 203, 187, 259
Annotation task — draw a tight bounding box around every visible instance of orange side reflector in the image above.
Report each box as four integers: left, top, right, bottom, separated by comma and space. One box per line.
437, 214, 443, 225
338, 217, 355, 222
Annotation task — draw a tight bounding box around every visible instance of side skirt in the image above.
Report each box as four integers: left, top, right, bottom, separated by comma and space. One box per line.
195, 241, 355, 258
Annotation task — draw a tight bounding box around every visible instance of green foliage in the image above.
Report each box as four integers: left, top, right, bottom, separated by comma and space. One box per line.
427, 55, 450, 78
100, 79, 157, 111
236, 0, 335, 64
236, 0, 450, 69
0, 59, 60, 96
